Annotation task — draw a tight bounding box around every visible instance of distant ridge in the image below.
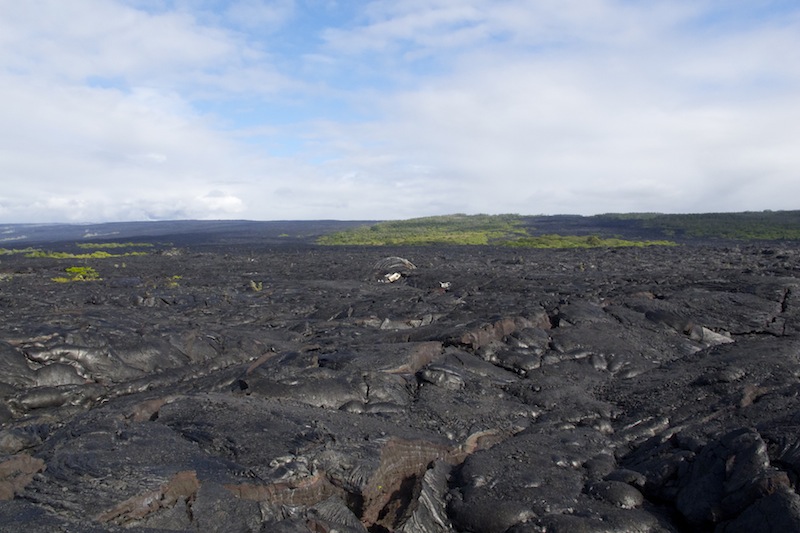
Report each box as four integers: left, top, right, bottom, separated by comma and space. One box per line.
1, 210, 798, 248
317, 211, 800, 246
591, 210, 800, 240
0, 220, 373, 247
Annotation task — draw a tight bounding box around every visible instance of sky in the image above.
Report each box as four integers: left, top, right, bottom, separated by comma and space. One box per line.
1, 0, 799, 223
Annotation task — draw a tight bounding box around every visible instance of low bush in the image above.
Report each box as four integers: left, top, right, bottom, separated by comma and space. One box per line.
52, 266, 101, 283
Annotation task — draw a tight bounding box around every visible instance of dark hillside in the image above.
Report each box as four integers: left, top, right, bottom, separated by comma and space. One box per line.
3, 210, 798, 250
0, 220, 373, 248
591, 210, 800, 240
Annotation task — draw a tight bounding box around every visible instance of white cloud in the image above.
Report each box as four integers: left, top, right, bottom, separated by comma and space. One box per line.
1, 0, 799, 222
224, 0, 296, 31
0, 0, 306, 222
196, 190, 245, 213
310, 0, 800, 215
0, 72, 277, 221
0, 0, 294, 97
1, 2, 224, 80
323, 1, 487, 54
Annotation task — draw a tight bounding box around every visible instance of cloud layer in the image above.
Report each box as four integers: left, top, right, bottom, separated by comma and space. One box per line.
1, 0, 799, 222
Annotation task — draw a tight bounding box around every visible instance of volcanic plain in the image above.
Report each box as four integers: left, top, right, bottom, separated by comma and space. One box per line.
1, 219, 800, 532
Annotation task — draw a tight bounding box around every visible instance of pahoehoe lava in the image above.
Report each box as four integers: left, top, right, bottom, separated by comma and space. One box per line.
2, 234, 800, 532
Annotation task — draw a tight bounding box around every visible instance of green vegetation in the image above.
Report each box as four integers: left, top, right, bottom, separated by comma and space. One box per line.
318, 214, 528, 245
24, 250, 148, 259
318, 214, 675, 248
52, 266, 101, 283
321, 211, 800, 246
0, 247, 38, 255
165, 275, 182, 288
2, 243, 154, 259
77, 242, 154, 249
503, 234, 676, 248
596, 210, 800, 240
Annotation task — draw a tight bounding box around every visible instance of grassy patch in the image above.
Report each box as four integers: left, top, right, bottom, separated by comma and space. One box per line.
77, 242, 154, 249
318, 214, 528, 245
52, 266, 102, 283
318, 214, 675, 247
3, 243, 154, 259
501, 234, 676, 248
596, 210, 800, 240
0, 247, 39, 255
166, 275, 182, 288
24, 250, 148, 259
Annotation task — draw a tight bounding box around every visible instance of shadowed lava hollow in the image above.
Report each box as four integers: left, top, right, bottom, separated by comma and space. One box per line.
1, 239, 800, 532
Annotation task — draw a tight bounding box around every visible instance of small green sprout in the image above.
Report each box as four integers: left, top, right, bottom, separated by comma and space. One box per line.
166, 275, 182, 288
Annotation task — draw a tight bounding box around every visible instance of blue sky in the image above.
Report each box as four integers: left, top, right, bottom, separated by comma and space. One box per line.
1, 0, 799, 222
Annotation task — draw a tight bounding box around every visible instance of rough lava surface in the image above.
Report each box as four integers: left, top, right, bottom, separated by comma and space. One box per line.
1, 237, 800, 532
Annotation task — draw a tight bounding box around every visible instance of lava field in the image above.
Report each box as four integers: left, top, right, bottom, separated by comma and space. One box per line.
1, 240, 800, 532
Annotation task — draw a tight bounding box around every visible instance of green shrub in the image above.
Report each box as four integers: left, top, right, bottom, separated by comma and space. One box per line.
76, 242, 154, 249
0, 247, 38, 255
166, 275, 182, 288
25, 250, 148, 259
52, 266, 101, 283
502, 234, 676, 248
317, 214, 676, 247
318, 214, 527, 245
595, 210, 800, 240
